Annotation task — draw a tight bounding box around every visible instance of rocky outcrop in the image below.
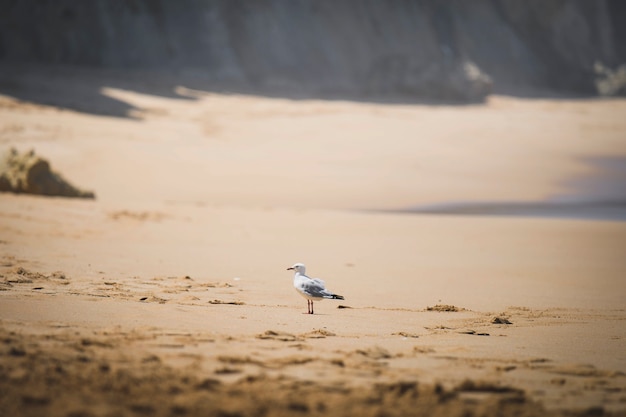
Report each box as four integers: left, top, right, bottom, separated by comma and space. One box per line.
0, 1, 624, 101
0, 148, 95, 199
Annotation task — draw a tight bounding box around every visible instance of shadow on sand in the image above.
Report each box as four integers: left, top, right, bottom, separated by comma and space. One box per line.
0, 64, 599, 119
404, 156, 626, 222
0, 65, 200, 118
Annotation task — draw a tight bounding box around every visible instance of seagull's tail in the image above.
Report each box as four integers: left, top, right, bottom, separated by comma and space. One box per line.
331, 294, 344, 300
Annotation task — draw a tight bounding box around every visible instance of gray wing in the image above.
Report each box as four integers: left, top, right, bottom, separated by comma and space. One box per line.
302, 279, 333, 298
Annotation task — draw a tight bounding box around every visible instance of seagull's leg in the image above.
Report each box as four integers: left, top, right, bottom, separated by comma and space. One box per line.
310, 301, 314, 315
307, 300, 311, 314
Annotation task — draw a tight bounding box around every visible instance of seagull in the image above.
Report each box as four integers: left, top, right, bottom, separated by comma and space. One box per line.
287, 263, 344, 314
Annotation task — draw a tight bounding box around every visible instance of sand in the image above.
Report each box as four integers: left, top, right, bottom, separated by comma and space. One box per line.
1, 67, 626, 416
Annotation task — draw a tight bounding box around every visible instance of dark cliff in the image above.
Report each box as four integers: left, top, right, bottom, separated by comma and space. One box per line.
1, 0, 624, 102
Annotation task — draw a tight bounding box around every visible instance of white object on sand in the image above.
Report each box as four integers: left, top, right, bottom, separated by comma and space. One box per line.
287, 263, 344, 314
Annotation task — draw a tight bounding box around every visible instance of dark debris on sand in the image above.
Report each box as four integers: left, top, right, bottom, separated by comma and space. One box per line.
427, 304, 462, 312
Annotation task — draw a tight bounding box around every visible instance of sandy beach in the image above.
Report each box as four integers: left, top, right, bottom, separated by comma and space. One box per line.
1, 67, 626, 416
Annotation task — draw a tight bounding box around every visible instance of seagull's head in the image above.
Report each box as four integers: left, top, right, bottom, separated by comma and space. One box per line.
287, 263, 306, 274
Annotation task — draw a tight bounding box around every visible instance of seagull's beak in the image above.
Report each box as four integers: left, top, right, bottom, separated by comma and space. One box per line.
286, 267, 294, 271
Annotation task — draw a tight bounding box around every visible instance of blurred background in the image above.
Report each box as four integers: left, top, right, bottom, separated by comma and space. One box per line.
1, 0, 625, 215
1, 0, 625, 116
